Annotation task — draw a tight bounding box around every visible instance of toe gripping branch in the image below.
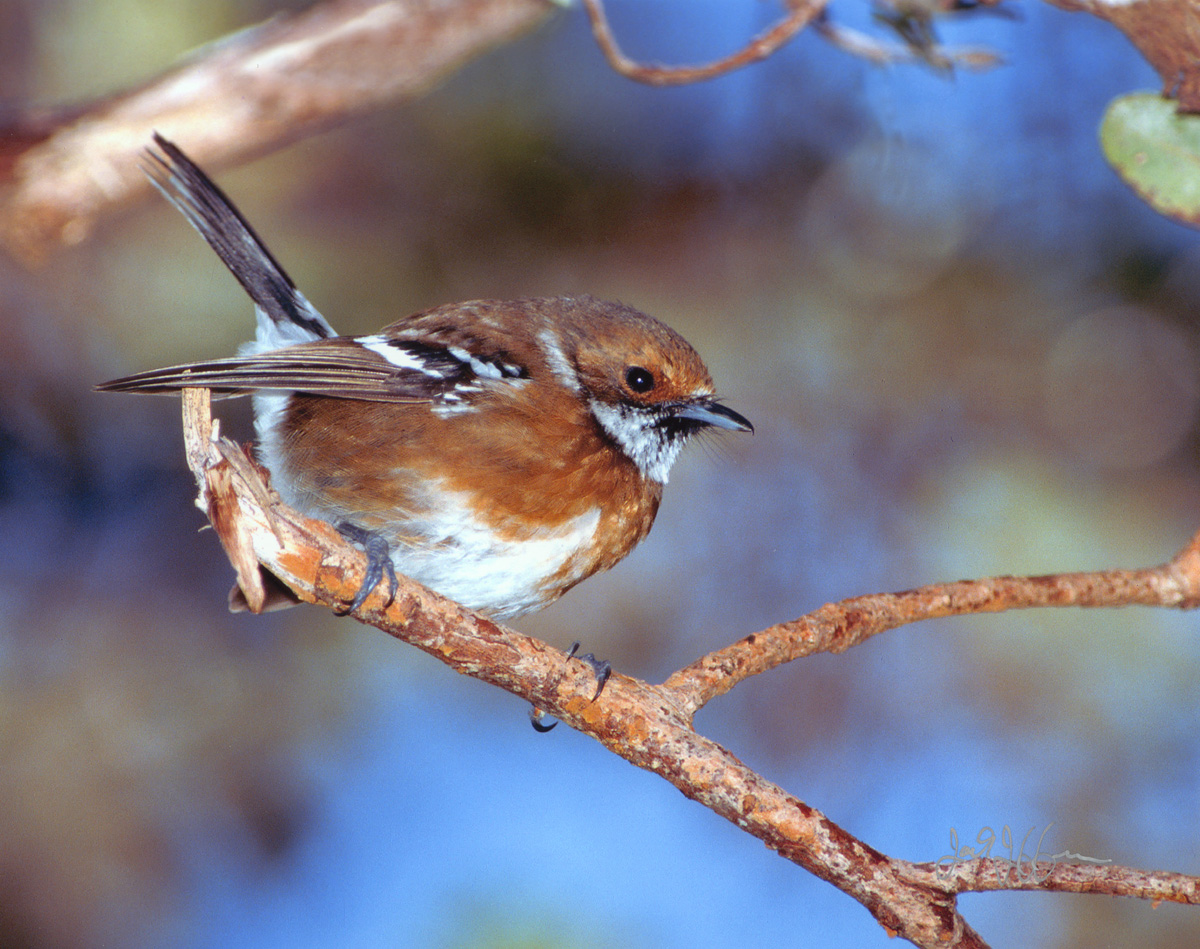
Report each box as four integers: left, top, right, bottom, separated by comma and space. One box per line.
567, 641, 612, 700
529, 641, 613, 732
335, 521, 399, 614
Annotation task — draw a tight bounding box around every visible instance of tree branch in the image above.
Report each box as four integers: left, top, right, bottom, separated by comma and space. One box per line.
1043, 0, 1200, 112
179, 387, 1200, 949
668, 536, 1200, 714
0, 0, 556, 261
812, 15, 1004, 72
579, 0, 826, 85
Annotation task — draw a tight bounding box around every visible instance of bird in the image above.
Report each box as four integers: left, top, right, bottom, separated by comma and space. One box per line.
99, 134, 752, 622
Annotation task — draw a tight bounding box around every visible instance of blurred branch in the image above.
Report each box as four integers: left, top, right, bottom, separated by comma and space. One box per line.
580, 0, 826, 85
581, 0, 1008, 83
813, 15, 1004, 72
4, 0, 1194, 267
0, 0, 556, 262
179, 386, 1200, 949
1044, 0, 1200, 112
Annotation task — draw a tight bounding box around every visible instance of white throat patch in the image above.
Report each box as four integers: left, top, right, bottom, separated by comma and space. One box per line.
589, 399, 684, 484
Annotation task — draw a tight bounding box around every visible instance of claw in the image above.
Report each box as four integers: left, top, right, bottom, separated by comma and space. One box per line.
566, 641, 612, 701
335, 521, 398, 613
529, 642, 613, 733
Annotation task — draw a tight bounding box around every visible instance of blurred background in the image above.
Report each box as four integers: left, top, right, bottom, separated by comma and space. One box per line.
1, 0, 1198, 946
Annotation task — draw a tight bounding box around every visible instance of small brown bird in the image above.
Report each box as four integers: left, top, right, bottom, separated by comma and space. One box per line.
99, 135, 752, 619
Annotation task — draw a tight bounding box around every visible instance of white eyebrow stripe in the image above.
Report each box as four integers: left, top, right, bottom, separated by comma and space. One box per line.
538, 328, 579, 391
357, 335, 446, 377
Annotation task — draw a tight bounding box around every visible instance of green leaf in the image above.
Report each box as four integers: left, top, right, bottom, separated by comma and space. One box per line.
1100, 92, 1200, 228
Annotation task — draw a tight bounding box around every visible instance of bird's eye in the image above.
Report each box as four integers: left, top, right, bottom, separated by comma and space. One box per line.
624, 366, 655, 394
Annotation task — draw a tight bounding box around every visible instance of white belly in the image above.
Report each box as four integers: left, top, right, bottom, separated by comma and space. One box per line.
389, 492, 602, 619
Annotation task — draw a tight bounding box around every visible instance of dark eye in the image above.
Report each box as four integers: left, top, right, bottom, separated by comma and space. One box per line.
625, 366, 655, 394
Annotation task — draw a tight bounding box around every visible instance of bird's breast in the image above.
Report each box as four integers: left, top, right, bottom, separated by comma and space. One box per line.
262, 392, 663, 617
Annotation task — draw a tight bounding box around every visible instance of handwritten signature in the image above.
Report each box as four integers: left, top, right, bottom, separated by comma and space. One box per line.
935, 824, 1111, 883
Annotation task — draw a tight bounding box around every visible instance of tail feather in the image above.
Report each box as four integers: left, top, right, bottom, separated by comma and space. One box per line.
145, 134, 335, 346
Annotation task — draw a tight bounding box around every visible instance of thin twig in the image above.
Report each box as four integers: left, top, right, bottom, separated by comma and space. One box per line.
813, 17, 1004, 71
666, 542, 1200, 714
579, 0, 826, 85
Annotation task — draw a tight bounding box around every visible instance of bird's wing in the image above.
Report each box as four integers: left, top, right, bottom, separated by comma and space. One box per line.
96, 335, 477, 403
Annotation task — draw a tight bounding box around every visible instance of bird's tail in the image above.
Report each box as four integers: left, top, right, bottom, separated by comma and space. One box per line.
144, 133, 336, 350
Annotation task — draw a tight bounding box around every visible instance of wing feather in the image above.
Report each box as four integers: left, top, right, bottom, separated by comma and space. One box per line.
96, 337, 470, 403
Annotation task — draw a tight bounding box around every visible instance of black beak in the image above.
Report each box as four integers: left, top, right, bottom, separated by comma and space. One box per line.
674, 400, 753, 434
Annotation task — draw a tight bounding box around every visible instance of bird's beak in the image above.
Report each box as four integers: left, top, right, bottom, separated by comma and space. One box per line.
675, 400, 754, 433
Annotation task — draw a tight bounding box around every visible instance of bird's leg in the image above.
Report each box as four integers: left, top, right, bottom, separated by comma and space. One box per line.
566, 641, 612, 701
335, 521, 399, 614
